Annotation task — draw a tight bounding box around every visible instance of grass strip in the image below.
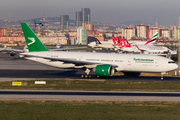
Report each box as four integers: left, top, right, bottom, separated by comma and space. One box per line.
1, 79, 180, 91
0, 100, 180, 120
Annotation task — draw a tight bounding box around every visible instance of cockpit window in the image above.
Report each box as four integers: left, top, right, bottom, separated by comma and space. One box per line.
168, 61, 175, 64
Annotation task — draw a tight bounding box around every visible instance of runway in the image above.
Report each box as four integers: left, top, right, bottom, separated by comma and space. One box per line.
1, 89, 180, 101
1, 53, 180, 101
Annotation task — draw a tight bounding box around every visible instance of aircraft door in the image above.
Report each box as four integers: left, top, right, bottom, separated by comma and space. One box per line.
128, 58, 132, 66
155, 59, 159, 67
127, 58, 136, 70
79, 56, 83, 61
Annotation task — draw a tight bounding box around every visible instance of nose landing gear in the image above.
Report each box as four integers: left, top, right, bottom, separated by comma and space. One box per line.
161, 72, 167, 80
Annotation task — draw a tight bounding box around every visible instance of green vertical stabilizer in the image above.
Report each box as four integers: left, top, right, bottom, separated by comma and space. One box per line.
21, 23, 48, 52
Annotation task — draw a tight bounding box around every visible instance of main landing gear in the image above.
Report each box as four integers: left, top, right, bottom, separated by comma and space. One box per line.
81, 74, 94, 78
81, 68, 94, 78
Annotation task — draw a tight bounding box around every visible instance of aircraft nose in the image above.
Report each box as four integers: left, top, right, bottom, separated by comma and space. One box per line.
169, 63, 179, 71
175, 63, 178, 69
176, 64, 179, 70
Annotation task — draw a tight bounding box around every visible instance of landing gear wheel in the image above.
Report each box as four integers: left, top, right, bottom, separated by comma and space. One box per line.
161, 72, 167, 80
88, 75, 92, 78
85, 75, 88, 78
81, 74, 85, 78
81, 74, 94, 78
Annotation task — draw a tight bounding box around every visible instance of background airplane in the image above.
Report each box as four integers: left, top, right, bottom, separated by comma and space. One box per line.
20, 23, 178, 80
129, 32, 159, 45
88, 32, 159, 51
87, 38, 114, 49
112, 34, 177, 57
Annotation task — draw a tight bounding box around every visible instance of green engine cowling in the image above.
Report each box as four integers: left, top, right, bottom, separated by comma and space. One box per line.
95, 64, 115, 77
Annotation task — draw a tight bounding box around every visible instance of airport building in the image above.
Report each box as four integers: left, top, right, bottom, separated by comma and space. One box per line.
60, 15, 69, 31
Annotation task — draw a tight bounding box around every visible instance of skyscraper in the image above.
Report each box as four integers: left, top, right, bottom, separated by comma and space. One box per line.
155, 21, 159, 28
76, 8, 91, 28
76, 11, 82, 28
82, 8, 91, 24
60, 15, 69, 31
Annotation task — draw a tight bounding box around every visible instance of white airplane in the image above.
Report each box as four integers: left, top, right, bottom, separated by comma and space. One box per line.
87, 32, 159, 50
87, 38, 114, 49
129, 32, 159, 45
112, 35, 177, 56
20, 23, 178, 80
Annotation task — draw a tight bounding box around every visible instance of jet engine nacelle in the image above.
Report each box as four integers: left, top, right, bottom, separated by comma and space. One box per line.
9, 52, 16, 57
94, 64, 115, 77
23, 45, 29, 53
123, 72, 141, 76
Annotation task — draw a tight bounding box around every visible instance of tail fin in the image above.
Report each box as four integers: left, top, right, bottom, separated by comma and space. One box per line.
95, 38, 102, 44
21, 23, 48, 52
112, 37, 119, 46
120, 38, 131, 47
145, 32, 159, 45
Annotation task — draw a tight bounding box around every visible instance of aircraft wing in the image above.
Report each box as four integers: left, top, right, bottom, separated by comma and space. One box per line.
49, 46, 87, 51
0, 47, 24, 57
20, 53, 117, 68
0, 47, 24, 53
21, 53, 99, 65
0, 48, 23, 52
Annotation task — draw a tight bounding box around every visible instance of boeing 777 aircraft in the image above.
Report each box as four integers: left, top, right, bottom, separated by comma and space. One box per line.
20, 23, 178, 80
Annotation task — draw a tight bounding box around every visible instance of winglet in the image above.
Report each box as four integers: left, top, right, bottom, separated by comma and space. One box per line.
21, 23, 48, 52
145, 32, 159, 45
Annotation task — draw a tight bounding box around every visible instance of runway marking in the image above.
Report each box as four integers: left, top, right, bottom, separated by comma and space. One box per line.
35, 81, 46, 84
12, 82, 27, 86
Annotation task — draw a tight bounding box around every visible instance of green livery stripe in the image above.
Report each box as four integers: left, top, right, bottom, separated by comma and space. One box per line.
21, 23, 48, 52
153, 32, 159, 39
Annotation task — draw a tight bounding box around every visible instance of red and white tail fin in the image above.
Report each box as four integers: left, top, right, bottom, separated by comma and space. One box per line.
144, 32, 159, 45
119, 38, 131, 47
112, 37, 120, 46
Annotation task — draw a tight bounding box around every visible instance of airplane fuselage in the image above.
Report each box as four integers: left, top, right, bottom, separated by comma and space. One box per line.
21, 51, 178, 73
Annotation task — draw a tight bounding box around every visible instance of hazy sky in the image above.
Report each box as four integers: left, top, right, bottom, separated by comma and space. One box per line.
1, 0, 180, 25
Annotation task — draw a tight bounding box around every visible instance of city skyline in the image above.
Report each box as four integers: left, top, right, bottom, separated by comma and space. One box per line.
1, 0, 180, 25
